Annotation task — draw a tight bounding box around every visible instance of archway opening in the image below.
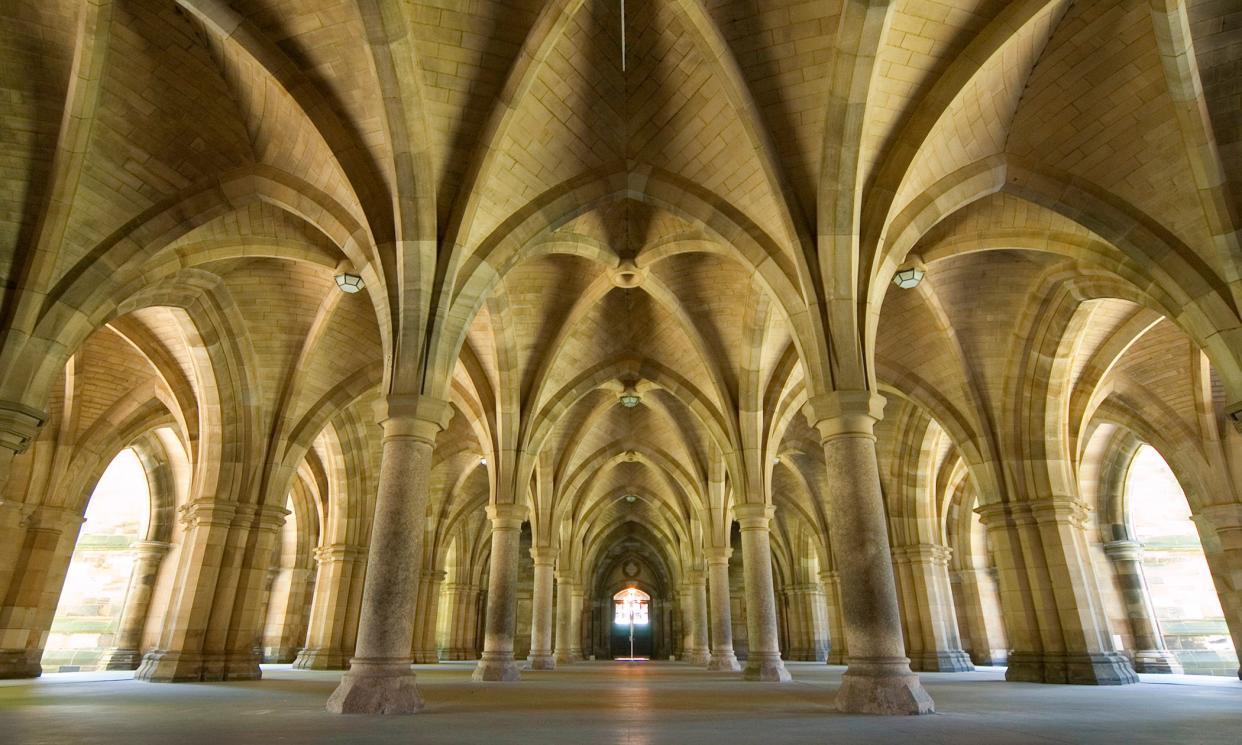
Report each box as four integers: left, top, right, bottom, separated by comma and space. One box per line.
612, 586, 652, 660
1126, 445, 1237, 675
42, 448, 150, 673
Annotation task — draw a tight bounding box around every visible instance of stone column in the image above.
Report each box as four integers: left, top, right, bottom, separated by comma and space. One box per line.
784, 583, 828, 661
949, 566, 1008, 666
440, 582, 479, 660
734, 504, 791, 682
686, 569, 712, 666
892, 545, 973, 672
706, 547, 741, 671
326, 395, 451, 714
0, 505, 84, 678
411, 568, 446, 663
526, 548, 556, 669
570, 586, 585, 661
473, 503, 525, 681
977, 498, 1138, 685
99, 541, 172, 670
261, 564, 314, 663
1102, 540, 1182, 673
818, 569, 846, 664
554, 574, 577, 663
806, 392, 933, 714
294, 544, 365, 670
1193, 503, 1242, 679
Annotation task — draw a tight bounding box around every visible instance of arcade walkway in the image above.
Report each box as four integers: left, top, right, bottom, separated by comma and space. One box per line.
2, 662, 1239, 744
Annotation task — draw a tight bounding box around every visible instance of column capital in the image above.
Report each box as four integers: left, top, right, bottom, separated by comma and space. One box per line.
375, 394, 453, 445
705, 545, 733, 564
733, 502, 775, 530
1103, 539, 1143, 562
685, 568, 707, 585
420, 568, 447, 583
891, 543, 952, 565
0, 401, 46, 455
803, 391, 886, 441
486, 502, 526, 529
131, 540, 173, 559
818, 569, 840, 585
975, 496, 1089, 528
179, 499, 238, 527
529, 546, 557, 566
1192, 502, 1242, 532
315, 543, 366, 563
240, 501, 290, 533
555, 572, 578, 585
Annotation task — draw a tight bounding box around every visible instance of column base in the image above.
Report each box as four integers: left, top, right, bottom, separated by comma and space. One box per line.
292, 648, 351, 670
135, 650, 262, 682
835, 657, 934, 715
525, 653, 556, 670
707, 650, 741, 671
686, 649, 712, 666
441, 648, 477, 661
261, 647, 298, 664
326, 658, 423, 714
472, 653, 521, 681
910, 649, 974, 672
1133, 649, 1183, 674
411, 650, 439, 664
969, 649, 1007, 667
743, 653, 791, 682
827, 649, 847, 665
0, 649, 42, 679
1005, 651, 1139, 685
99, 648, 143, 671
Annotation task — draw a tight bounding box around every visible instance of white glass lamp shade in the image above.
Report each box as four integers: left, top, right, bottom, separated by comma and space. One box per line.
335, 273, 366, 293
892, 267, 925, 289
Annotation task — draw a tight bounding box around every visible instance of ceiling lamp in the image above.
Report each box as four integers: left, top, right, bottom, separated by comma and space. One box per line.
335, 273, 365, 294
478, 457, 488, 466
624, 494, 637, 504
892, 267, 925, 290
619, 390, 641, 408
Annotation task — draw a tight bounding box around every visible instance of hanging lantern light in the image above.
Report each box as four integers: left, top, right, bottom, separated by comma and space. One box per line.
891, 267, 925, 289
619, 388, 641, 408
335, 273, 365, 294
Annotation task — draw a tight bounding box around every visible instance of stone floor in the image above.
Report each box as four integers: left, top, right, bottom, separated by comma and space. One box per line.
1, 661, 1239, 745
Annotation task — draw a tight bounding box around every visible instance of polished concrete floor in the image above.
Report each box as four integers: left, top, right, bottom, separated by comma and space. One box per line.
1, 661, 1239, 745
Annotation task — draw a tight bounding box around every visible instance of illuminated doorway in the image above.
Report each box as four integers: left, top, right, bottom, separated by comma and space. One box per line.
612, 586, 652, 660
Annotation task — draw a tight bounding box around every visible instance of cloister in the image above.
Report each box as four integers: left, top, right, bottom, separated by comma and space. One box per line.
1, 0, 1241, 741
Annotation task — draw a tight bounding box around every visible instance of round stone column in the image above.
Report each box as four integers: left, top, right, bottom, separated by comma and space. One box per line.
411, 568, 446, 664
687, 569, 713, 666
818, 569, 847, 664
554, 574, 577, 663
734, 503, 791, 682
326, 395, 451, 714
706, 547, 741, 671
473, 503, 525, 681
806, 391, 933, 714
526, 548, 556, 670
100, 541, 172, 670
569, 586, 585, 661
1103, 540, 1182, 673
